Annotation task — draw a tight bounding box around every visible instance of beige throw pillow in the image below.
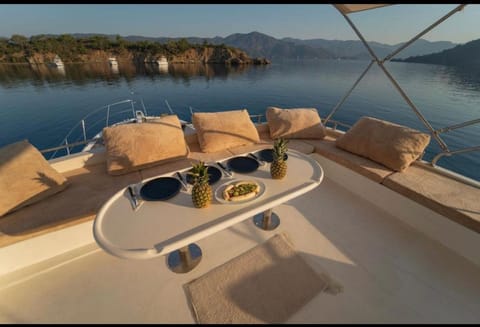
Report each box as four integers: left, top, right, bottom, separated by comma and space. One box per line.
0, 140, 68, 217
266, 107, 326, 139
335, 116, 431, 172
103, 115, 189, 175
192, 109, 260, 153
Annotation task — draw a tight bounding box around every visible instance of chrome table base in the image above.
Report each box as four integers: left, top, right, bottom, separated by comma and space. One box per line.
253, 208, 280, 231
167, 243, 202, 273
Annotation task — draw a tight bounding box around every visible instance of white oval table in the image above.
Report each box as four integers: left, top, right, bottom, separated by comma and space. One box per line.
93, 149, 324, 273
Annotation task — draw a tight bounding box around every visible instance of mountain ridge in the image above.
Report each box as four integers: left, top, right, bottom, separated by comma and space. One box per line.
112, 31, 457, 60
1, 31, 459, 61
63, 31, 457, 60
396, 38, 480, 67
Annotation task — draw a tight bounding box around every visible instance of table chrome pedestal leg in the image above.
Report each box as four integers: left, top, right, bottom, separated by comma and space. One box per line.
167, 243, 202, 273
253, 208, 280, 231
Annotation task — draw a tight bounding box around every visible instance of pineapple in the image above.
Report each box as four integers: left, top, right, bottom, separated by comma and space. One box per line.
270, 138, 289, 179
189, 161, 212, 208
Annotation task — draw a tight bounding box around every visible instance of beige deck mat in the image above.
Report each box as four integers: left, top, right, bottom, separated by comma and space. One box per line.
184, 233, 341, 323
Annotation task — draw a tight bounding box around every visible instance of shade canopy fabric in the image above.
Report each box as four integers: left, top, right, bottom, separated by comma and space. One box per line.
334, 4, 390, 15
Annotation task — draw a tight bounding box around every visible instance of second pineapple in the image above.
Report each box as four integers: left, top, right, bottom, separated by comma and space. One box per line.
270, 138, 289, 179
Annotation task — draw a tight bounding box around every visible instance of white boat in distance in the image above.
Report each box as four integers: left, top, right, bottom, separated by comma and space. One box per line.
108, 57, 118, 66
157, 56, 168, 66
51, 55, 64, 68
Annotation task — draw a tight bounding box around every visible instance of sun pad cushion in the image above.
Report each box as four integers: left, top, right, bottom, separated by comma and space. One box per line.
266, 107, 326, 139
335, 116, 431, 172
103, 115, 189, 175
0, 140, 68, 217
192, 109, 260, 153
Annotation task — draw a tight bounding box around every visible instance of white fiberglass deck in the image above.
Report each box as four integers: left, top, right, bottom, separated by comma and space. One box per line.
0, 177, 479, 323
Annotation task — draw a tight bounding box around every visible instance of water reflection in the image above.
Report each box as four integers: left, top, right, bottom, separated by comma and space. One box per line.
110, 63, 119, 74
54, 65, 66, 76
144, 62, 160, 75
158, 64, 169, 74
443, 64, 480, 91
0, 61, 257, 88
144, 62, 169, 75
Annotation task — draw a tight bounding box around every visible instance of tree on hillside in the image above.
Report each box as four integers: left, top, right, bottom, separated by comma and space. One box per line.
113, 34, 128, 51
84, 35, 110, 50
10, 34, 28, 47
0, 33, 259, 64
177, 38, 190, 53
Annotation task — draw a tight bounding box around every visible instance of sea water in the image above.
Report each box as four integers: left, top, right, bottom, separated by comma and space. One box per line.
0, 59, 479, 181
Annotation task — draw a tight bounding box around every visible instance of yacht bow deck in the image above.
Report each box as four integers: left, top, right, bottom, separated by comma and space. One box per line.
2, 4, 478, 322
0, 175, 479, 323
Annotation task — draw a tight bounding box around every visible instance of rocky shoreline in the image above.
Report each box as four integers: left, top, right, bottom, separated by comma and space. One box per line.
1, 35, 270, 65
13, 47, 270, 66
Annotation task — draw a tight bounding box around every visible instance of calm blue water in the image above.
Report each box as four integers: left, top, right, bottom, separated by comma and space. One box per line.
0, 60, 479, 181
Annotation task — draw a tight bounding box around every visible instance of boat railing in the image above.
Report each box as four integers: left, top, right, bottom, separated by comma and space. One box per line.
41, 99, 479, 187
322, 119, 351, 131
430, 118, 480, 166
41, 101, 354, 158
44, 99, 146, 159
42, 99, 196, 158
322, 116, 480, 186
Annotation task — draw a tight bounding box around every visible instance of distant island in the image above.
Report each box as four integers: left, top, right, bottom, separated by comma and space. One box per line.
392, 38, 480, 67
0, 34, 270, 65
0, 31, 466, 64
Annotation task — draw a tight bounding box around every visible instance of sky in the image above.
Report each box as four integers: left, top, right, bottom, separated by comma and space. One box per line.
0, 4, 478, 45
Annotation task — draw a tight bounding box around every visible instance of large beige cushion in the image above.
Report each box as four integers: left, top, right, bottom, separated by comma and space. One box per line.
0, 140, 68, 217
103, 115, 189, 175
304, 136, 394, 183
266, 107, 326, 139
192, 109, 260, 153
335, 116, 431, 172
0, 163, 142, 247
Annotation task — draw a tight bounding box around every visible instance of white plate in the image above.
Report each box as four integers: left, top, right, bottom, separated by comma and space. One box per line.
214, 179, 266, 204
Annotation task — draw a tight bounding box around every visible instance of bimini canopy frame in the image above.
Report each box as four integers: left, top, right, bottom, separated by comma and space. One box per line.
326, 4, 480, 171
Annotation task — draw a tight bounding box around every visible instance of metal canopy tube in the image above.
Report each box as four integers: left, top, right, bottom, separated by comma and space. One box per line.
334, 5, 450, 152
435, 118, 480, 134
334, 4, 390, 15
376, 62, 449, 151
324, 60, 375, 124
338, 10, 381, 62
383, 4, 467, 62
